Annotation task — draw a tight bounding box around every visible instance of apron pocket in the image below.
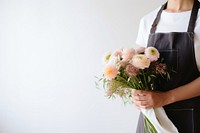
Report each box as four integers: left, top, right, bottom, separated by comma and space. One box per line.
158, 49, 179, 72
153, 49, 180, 91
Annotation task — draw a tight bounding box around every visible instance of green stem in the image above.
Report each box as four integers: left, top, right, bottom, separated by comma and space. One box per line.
117, 76, 133, 88
144, 115, 158, 133
144, 118, 147, 133
133, 76, 143, 90
142, 70, 148, 90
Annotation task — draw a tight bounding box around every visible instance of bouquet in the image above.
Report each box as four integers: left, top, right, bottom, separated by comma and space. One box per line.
96, 47, 179, 133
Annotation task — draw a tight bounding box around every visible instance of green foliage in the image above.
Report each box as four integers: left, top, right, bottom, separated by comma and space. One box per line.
95, 62, 174, 105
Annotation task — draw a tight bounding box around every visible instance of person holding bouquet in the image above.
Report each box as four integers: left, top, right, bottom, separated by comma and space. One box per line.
133, 0, 200, 132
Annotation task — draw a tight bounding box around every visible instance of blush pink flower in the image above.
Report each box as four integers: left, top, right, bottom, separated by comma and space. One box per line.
131, 54, 150, 69
125, 64, 139, 76
119, 60, 128, 68
104, 64, 118, 80
136, 47, 146, 54
122, 48, 136, 62
113, 48, 123, 57
145, 47, 160, 62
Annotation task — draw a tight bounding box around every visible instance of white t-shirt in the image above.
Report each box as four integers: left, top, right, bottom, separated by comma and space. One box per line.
136, 6, 200, 71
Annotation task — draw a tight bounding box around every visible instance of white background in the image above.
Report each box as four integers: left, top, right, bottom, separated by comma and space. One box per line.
0, 0, 164, 133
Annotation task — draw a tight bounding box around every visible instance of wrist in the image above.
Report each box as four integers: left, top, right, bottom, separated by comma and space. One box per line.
164, 90, 176, 105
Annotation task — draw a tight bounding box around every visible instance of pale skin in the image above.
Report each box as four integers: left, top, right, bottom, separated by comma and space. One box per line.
132, 0, 200, 109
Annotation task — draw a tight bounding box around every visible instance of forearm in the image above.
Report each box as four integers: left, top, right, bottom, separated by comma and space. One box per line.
132, 77, 200, 108
166, 77, 200, 105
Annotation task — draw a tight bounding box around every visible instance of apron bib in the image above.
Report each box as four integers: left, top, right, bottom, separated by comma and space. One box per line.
136, 0, 200, 133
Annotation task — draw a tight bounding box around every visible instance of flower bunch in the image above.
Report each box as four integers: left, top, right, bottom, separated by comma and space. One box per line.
97, 46, 170, 103
96, 46, 175, 133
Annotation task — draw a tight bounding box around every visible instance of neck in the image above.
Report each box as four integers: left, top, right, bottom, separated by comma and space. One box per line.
166, 0, 194, 12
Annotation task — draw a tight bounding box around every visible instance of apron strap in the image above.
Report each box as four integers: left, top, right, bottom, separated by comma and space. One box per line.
150, 2, 167, 33
188, 0, 200, 32
150, 0, 200, 34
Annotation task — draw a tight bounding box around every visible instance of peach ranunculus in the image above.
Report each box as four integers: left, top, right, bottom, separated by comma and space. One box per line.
145, 47, 160, 62
136, 47, 146, 54
131, 54, 150, 69
122, 48, 136, 62
107, 48, 123, 66
108, 54, 121, 67
104, 64, 118, 80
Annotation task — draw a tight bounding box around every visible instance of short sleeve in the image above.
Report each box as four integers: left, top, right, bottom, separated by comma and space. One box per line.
135, 6, 161, 48
136, 17, 147, 47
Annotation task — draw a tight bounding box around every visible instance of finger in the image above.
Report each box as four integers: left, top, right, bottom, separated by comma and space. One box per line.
138, 93, 146, 96
132, 90, 140, 96
132, 90, 146, 96
133, 95, 146, 101
132, 101, 141, 110
139, 105, 150, 109
133, 100, 150, 109
139, 103, 153, 109
134, 100, 148, 106
134, 104, 141, 110
133, 101, 148, 109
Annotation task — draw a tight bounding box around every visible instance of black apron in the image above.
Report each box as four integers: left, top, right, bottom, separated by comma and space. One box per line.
136, 0, 200, 133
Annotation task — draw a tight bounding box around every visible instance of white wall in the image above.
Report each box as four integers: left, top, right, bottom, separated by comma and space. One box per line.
0, 0, 165, 133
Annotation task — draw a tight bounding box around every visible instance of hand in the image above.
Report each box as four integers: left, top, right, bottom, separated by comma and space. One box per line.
132, 90, 172, 109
